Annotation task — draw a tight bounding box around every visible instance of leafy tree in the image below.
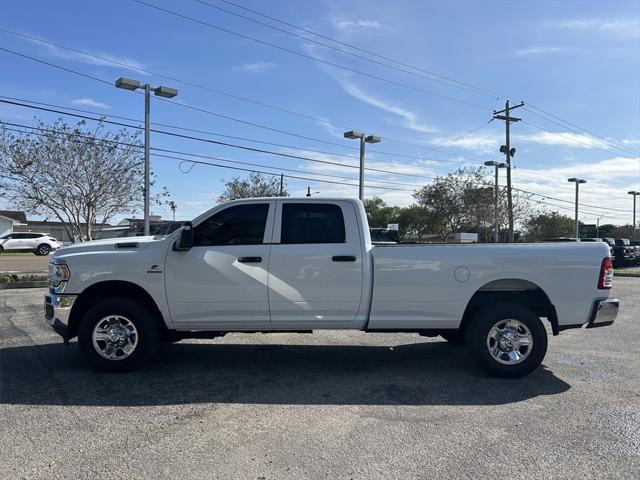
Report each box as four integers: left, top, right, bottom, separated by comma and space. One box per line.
397, 204, 439, 241
608, 225, 636, 239
0, 118, 167, 242
523, 211, 574, 242
363, 197, 400, 228
413, 167, 491, 241
218, 172, 287, 202
596, 224, 617, 238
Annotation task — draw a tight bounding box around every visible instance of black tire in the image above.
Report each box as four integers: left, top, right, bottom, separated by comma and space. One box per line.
440, 330, 466, 345
77, 297, 160, 372
465, 302, 548, 378
36, 244, 51, 256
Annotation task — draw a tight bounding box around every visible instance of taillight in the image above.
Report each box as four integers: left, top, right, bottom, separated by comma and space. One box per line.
598, 257, 613, 289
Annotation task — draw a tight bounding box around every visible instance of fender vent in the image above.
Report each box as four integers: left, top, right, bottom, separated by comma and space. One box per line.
114, 242, 138, 249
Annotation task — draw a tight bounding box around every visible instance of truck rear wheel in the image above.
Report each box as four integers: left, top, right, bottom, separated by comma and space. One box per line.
77, 297, 159, 372
465, 302, 547, 378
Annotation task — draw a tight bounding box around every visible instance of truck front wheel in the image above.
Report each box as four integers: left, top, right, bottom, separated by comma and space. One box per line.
465, 302, 548, 378
77, 297, 159, 372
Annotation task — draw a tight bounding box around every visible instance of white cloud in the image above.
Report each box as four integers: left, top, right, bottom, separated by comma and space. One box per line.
334, 19, 381, 30
71, 98, 110, 109
622, 138, 640, 147
22, 35, 147, 73
315, 116, 345, 139
233, 61, 276, 74
430, 133, 498, 153
556, 19, 640, 38
515, 131, 609, 149
515, 46, 564, 56
340, 80, 437, 134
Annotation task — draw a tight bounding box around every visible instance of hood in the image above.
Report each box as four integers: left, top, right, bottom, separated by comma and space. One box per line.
52, 236, 166, 259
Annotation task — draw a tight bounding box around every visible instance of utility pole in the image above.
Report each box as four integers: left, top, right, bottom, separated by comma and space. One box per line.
629, 191, 639, 239
568, 178, 587, 239
493, 100, 524, 242
484, 161, 507, 242
279, 173, 284, 196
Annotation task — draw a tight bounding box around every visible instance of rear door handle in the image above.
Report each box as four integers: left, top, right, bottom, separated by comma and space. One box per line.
237, 256, 262, 263
332, 255, 356, 262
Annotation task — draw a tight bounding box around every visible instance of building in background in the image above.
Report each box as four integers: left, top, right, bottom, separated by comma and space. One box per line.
0, 210, 27, 237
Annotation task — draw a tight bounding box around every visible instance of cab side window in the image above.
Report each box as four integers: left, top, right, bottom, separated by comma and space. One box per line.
281, 203, 346, 244
194, 204, 269, 246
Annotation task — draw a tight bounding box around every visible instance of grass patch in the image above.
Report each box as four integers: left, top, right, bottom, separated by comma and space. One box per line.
0, 273, 48, 283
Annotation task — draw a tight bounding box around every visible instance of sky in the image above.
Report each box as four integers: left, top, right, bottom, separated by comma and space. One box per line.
0, 0, 639, 226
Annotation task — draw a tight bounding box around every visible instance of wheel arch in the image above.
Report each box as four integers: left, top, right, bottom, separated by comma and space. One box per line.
460, 278, 559, 336
68, 280, 168, 340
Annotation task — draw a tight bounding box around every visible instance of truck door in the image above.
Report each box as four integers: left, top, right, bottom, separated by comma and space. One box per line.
165, 201, 274, 328
267, 201, 364, 325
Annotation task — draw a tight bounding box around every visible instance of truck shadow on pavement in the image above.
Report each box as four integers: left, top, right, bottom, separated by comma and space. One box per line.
0, 341, 570, 407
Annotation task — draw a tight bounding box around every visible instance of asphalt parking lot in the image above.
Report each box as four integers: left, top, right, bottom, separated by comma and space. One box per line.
0, 254, 50, 274
1, 279, 638, 480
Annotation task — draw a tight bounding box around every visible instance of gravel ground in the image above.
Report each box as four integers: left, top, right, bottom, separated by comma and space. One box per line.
0, 279, 638, 480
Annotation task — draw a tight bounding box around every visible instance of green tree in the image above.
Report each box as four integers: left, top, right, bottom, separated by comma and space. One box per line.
413, 167, 491, 241
609, 225, 635, 239
218, 172, 287, 202
397, 204, 439, 241
523, 211, 574, 242
363, 197, 400, 228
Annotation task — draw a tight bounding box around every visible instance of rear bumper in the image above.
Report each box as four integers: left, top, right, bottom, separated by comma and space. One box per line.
586, 298, 619, 328
44, 293, 77, 343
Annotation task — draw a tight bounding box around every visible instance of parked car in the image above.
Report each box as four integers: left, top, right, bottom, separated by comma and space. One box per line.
45, 198, 618, 378
0, 232, 62, 255
612, 238, 635, 267
630, 240, 640, 266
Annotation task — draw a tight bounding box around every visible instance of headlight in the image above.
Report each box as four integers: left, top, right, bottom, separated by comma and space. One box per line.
49, 262, 70, 286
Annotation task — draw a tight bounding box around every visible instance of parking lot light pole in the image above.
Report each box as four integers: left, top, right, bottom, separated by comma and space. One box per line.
115, 77, 178, 236
344, 131, 381, 200
629, 191, 640, 240
568, 178, 587, 239
484, 161, 507, 242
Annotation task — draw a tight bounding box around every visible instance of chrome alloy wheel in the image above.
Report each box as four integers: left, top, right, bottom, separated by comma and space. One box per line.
92, 315, 139, 361
486, 319, 533, 365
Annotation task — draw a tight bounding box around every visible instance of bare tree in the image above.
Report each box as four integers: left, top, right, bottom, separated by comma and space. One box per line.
218, 172, 288, 202
0, 118, 165, 242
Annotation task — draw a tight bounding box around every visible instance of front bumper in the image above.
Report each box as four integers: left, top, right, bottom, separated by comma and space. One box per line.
44, 292, 77, 343
586, 297, 619, 328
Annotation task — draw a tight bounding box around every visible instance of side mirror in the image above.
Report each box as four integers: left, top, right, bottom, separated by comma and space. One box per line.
173, 221, 193, 251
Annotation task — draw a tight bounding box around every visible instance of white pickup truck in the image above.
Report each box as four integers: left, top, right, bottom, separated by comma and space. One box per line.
45, 198, 618, 377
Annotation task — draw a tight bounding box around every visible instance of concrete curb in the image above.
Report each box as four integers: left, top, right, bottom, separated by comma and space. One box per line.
0, 281, 49, 290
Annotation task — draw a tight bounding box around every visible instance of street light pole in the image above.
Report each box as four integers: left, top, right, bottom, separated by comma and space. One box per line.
629, 191, 640, 239
115, 77, 178, 236
144, 83, 151, 236
344, 130, 381, 200
484, 160, 507, 242
568, 178, 587, 239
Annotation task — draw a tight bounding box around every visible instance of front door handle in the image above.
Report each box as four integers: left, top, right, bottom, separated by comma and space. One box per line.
237, 256, 262, 263
332, 255, 356, 262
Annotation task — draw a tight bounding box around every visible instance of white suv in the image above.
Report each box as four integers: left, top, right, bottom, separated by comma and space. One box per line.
0, 232, 62, 255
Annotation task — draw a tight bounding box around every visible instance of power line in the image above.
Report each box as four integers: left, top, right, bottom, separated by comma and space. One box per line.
0, 29, 498, 161
212, 0, 506, 99
207, 0, 633, 158
131, 0, 491, 110
0, 100, 440, 180
0, 123, 416, 191
526, 104, 639, 156
194, 0, 498, 99
521, 120, 639, 158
